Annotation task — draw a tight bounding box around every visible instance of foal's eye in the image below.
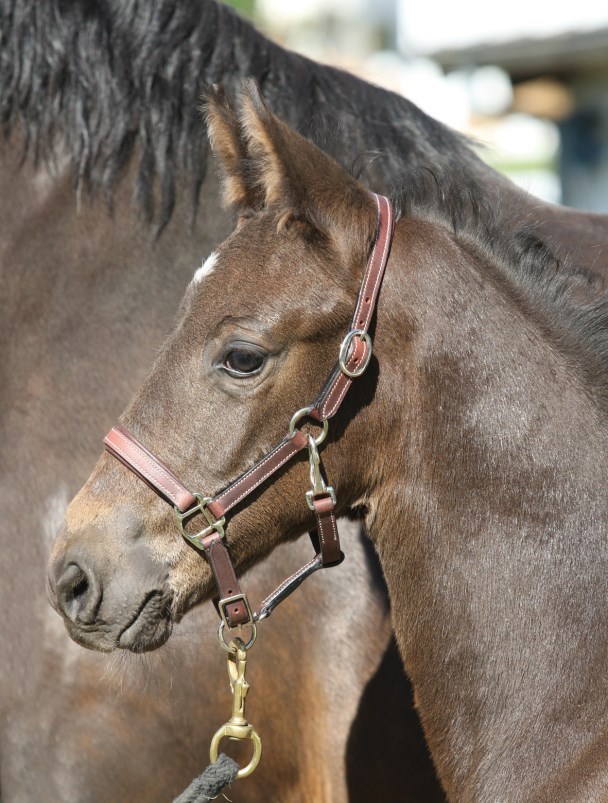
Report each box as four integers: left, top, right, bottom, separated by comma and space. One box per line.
223, 348, 265, 376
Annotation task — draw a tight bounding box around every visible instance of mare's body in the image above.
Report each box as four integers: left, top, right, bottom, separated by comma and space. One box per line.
4, 2, 608, 800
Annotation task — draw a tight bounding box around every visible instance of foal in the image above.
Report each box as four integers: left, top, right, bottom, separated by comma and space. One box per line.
49, 84, 608, 800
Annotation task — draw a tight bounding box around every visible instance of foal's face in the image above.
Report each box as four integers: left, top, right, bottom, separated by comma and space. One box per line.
47, 213, 359, 651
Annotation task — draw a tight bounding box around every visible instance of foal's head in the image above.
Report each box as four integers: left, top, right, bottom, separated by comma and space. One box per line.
48, 83, 383, 651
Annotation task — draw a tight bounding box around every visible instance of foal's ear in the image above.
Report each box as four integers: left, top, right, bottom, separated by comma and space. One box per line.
239, 80, 378, 264
204, 85, 263, 211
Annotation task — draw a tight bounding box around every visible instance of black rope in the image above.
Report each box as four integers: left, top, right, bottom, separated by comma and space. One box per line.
173, 754, 240, 803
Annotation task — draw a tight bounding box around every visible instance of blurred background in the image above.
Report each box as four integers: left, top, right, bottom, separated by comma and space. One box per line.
227, 0, 608, 211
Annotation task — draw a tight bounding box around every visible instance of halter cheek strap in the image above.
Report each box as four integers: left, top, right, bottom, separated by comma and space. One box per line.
103, 193, 394, 628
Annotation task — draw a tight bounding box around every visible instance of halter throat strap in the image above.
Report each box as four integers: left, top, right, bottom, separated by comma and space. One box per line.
104, 193, 394, 627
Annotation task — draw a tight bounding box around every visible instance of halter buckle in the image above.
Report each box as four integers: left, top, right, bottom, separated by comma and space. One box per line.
175, 493, 226, 548
338, 329, 372, 378
305, 435, 336, 510
218, 593, 255, 630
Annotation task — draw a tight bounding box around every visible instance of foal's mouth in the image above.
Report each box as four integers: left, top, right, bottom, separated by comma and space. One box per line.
117, 590, 174, 653
61, 590, 174, 653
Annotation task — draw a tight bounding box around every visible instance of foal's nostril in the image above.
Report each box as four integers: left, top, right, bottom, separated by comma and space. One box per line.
55, 562, 102, 625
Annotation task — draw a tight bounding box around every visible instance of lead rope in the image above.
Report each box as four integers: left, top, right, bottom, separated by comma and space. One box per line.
174, 633, 259, 802
173, 754, 239, 803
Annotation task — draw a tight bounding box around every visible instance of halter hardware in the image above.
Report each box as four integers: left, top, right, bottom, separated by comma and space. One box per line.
218, 592, 254, 629
305, 435, 336, 511
339, 329, 372, 378
175, 493, 226, 548
289, 405, 328, 446
209, 636, 262, 779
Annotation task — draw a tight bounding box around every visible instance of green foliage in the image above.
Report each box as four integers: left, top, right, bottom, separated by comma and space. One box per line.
223, 0, 256, 19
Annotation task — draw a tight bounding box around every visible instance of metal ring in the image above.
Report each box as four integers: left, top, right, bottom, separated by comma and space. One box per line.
289, 406, 328, 446
338, 329, 372, 378
209, 725, 263, 779
217, 620, 257, 653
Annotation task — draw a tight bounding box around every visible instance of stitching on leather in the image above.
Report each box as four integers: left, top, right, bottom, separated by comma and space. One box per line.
324, 373, 352, 418
317, 508, 326, 548
355, 196, 390, 331
259, 557, 319, 607
324, 341, 365, 417
352, 194, 381, 326
214, 436, 302, 509
320, 371, 346, 419
318, 509, 338, 557
329, 513, 339, 552
365, 198, 392, 326
107, 431, 185, 506
321, 197, 390, 419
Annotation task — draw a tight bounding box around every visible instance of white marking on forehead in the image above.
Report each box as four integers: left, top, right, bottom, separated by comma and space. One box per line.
192, 251, 219, 284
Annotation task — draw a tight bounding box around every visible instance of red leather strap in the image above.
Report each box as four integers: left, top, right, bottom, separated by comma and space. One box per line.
312, 193, 394, 421
312, 496, 341, 566
104, 425, 197, 512
207, 431, 308, 518
200, 534, 250, 627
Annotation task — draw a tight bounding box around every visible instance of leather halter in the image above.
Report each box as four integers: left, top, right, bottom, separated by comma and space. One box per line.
104, 194, 394, 629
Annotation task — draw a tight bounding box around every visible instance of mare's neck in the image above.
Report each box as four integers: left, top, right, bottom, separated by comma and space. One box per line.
370, 218, 608, 800
6, 0, 608, 273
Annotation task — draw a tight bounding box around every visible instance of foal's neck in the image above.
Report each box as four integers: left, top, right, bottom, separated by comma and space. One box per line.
370, 218, 608, 800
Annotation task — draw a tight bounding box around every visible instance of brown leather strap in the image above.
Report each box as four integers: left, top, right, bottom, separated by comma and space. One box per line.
312, 193, 394, 421
104, 425, 197, 512
312, 496, 341, 565
256, 555, 324, 621
207, 431, 309, 518
200, 534, 251, 627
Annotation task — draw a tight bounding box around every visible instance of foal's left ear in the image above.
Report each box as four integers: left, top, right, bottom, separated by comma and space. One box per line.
239, 80, 378, 268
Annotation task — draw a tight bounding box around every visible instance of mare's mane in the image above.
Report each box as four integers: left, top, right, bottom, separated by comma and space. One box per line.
394, 167, 608, 398
0, 0, 475, 229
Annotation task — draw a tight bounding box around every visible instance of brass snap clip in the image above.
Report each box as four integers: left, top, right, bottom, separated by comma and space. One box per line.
305, 435, 336, 511
210, 637, 262, 779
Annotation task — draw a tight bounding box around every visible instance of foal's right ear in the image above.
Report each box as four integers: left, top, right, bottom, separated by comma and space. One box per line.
203, 85, 263, 212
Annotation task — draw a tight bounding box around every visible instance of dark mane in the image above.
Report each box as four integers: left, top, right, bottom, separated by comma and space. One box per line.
0, 0, 477, 230
393, 168, 608, 398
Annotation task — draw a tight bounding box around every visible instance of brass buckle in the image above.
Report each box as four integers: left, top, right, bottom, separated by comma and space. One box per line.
175, 493, 226, 549
306, 487, 336, 511
338, 329, 372, 378
218, 592, 254, 630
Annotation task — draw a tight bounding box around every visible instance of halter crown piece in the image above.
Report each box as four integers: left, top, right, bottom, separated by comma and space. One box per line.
103, 193, 393, 779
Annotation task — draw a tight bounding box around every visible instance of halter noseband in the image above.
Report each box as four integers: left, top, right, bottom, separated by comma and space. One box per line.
104, 193, 394, 631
